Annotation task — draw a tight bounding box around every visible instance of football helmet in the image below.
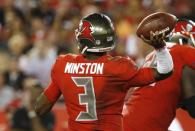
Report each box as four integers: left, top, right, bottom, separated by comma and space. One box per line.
75, 13, 116, 54
169, 19, 195, 46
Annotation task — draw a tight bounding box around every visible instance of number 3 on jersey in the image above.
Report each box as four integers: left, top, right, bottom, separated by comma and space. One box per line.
72, 77, 98, 121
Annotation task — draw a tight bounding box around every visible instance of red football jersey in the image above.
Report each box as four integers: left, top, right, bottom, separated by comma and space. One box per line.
44, 54, 155, 131
123, 44, 195, 131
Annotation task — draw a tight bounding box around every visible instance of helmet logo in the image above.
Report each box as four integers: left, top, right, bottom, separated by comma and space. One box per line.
77, 20, 95, 42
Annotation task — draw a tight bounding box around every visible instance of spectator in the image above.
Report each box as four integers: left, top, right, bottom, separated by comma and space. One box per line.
19, 39, 57, 86
0, 72, 14, 109
8, 33, 27, 57
4, 57, 26, 91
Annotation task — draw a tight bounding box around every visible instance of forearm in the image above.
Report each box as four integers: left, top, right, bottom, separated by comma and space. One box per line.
128, 68, 156, 87
35, 93, 54, 116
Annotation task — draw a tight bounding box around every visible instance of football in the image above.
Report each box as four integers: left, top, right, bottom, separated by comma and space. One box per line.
136, 12, 177, 40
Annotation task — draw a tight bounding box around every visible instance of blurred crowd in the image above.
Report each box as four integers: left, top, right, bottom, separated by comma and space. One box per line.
0, 0, 194, 130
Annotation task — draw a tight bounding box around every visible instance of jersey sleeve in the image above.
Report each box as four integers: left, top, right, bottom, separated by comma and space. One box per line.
117, 57, 155, 88
44, 59, 61, 103
127, 67, 155, 87
179, 45, 195, 69
116, 57, 139, 80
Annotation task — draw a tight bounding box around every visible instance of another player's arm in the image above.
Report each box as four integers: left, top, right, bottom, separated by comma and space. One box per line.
35, 62, 61, 116
179, 46, 195, 118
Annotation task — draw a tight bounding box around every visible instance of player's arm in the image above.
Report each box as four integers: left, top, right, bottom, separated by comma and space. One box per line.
35, 62, 61, 116
151, 47, 173, 80
128, 65, 172, 87
123, 32, 173, 87
129, 31, 173, 86
123, 50, 173, 87
35, 93, 54, 116
35, 80, 61, 116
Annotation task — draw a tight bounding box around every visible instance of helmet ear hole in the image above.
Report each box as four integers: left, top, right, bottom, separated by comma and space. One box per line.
75, 13, 116, 53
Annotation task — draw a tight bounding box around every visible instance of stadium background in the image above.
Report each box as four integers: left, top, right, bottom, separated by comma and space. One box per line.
0, 0, 194, 131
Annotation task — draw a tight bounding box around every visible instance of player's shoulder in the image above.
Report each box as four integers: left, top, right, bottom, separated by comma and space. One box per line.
108, 55, 134, 63
56, 53, 79, 62
57, 53, 78, 59
107, 55, 136, 71
53, 53, 80, 68
106, 55, 138, 80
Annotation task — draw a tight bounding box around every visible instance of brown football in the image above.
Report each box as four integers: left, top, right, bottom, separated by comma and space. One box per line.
136, 12, 177, 40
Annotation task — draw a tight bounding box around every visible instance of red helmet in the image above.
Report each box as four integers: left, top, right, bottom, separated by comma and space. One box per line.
169, 19, 195, 46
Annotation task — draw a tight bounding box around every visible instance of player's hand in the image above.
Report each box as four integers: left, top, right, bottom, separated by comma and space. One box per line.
141, 31, 166, 49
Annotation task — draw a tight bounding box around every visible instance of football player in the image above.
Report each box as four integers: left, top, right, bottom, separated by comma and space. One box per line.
35, 13, 173, 131
123, 19, 195, 131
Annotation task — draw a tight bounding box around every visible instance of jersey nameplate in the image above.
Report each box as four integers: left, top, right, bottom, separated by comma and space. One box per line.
64, 62, 104, 74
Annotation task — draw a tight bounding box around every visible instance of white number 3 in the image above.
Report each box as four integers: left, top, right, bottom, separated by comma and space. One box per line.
72, 77, 98, 121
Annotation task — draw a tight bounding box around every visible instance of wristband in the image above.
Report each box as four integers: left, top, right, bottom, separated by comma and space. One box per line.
156, 47, 173, 74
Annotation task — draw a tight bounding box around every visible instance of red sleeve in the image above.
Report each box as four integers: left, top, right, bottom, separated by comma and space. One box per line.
127, 67, 155, 87
117, 57, 155, 87
116, 57, 139, 80
44, 60, 61, 103
179, 45, 195, 69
